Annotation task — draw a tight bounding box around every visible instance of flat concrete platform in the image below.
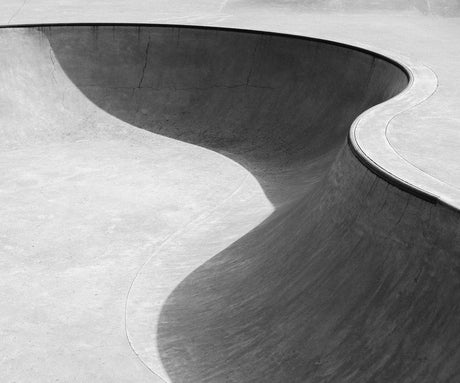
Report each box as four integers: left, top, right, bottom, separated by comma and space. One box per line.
0, 2, 459, 383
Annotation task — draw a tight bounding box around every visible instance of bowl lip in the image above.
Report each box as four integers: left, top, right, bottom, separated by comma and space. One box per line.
1, 22, 450, 210
0, 22, 411, 71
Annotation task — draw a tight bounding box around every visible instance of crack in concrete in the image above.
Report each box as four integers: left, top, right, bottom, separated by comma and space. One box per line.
138, 38, 151, 88
48, 47, 58, 85
246, 37, 262, 88
8, 0, 27, 25
395, 196, 410, 226
48, 46, 67, 105
219, 0, 229, 12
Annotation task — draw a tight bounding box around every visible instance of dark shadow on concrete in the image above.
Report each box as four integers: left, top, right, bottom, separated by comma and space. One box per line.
37, 25, 460, 383
42, 24, 408, 207
156, 145, 460, 382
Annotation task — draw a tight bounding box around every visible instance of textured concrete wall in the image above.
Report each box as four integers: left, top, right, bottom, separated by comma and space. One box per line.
157, 144, 460, 382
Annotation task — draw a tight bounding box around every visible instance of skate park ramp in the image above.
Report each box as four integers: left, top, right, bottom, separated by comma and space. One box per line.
1, 24, 460, 383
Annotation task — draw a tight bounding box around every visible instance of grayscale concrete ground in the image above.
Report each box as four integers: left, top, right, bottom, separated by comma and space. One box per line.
0, 1, 459, 382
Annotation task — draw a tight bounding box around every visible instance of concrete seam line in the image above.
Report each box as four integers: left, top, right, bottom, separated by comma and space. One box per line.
124, 172, 251, 382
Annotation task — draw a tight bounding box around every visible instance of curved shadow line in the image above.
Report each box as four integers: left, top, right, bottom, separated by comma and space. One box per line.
0, 22, 440, 380
381, 63, 460, 198
382, 64, 460, 193
124, 165, 253, 381
348, 50, 450, 209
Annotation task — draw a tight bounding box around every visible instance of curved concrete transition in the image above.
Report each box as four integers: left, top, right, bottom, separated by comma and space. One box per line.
1, 24, 460, 382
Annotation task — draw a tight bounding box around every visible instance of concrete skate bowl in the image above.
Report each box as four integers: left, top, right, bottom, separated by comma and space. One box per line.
2, 25, 460, 382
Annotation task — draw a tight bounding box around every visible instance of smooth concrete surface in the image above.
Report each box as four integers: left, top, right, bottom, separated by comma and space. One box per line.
0, 2, 459, 383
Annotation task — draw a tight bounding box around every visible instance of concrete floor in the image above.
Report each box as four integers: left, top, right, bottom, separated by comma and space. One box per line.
0, 2, 459, 383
